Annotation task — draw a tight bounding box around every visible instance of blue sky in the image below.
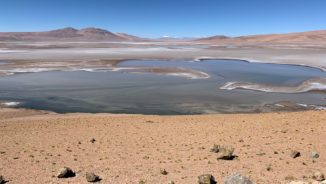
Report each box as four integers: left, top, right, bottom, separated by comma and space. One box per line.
0, 0, 326, 37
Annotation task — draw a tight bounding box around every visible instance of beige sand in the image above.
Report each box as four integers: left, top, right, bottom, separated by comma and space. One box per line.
0, 108, 325, 184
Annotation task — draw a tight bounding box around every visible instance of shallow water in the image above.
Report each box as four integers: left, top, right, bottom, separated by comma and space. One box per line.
0, 59, 325, 114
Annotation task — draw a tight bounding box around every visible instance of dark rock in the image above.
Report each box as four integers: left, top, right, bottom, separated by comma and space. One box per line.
290, 150, 300, 158
312, 171, 325, 181
139, 180, 146, 184
266, 164, 272, 171
0, 175, 5, 184
167, 181, 175, 184
90, 138, 96, 143
310, 151, 319, 159
86, 172, 100, 182
57, 167, 75, 178
160, 169, 168, 175
198, 174, 217, 184
223, 172, 253, 184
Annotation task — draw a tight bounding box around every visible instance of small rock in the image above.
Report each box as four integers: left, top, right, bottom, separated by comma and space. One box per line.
312, 171, 325, 181
198, 174, 217, 184
310, 151, 319, 159
0, 175, 4, 184
216, 145, 236, 160
160, 169, 168, 175
167, 181, 175, 184
223, 172, 253, 184
287, 181, 309, 184
210, 144, 221, 153
86, 172, 100, 182
290, 150, 301, 158
139, 180, 146, 184
57, 167, 75, 178
285, 175, 296, 181
90, 138, 96, 143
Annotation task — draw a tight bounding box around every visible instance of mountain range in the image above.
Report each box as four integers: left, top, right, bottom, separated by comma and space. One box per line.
0, 27, 326, 44
196, 30, 326, 45
0, 27, 143, 42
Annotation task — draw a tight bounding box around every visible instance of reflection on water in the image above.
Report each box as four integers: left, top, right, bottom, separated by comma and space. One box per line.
0, 59, 325, 114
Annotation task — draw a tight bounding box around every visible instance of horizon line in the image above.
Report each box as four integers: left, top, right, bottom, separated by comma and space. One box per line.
0, 26, 325, 39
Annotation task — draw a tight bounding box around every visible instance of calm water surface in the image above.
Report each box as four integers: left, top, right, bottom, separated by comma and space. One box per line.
0, 59, 325, 114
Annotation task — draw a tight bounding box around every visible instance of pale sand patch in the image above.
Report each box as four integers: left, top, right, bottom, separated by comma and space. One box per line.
220, 77, 326, 93
0, 109, 325, 183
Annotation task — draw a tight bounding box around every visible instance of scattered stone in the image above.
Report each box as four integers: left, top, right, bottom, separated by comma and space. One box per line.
90, 138, 96, 143
223, 172, 253, 184
310, 151, 319, 159
143, 156, 150, 160
256, 152, 266, 156
86, 172, 100, 182
160, 169, 168, 175
57, 167, 75, 178
287, 181, 309, 184
210, 144, 221, 153
285, 175, 296, 181
290, 150, 301, 158
312, 171, 325, 181
0, 175, 5, 184
167, 181, 175, 184
198, 174, 217, 184
216, 145, 236, 160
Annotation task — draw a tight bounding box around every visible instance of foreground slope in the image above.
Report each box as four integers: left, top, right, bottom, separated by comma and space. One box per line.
0, 108, 325, 183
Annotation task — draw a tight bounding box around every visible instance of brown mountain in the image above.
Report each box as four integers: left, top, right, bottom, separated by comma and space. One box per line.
196, 30, 326, 45
0, 27, 142, 42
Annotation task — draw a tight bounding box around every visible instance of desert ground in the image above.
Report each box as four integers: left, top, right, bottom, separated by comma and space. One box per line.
0, 108, 325, 184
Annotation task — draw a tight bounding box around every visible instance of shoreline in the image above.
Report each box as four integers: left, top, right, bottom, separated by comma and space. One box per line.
1, 57, 325, 77
1, 100, 325, 116
194, 57, 326, 72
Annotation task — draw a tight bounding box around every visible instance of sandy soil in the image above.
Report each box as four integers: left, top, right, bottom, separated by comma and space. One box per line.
0, 108, 325, 184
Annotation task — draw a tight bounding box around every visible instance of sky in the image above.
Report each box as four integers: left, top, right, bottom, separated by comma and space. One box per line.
0, 0, 326, 38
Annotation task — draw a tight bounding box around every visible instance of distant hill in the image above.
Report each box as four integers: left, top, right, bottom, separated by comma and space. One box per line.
1, 28, 326, 44
195, 30, 326, 45
0, 27, 143, 42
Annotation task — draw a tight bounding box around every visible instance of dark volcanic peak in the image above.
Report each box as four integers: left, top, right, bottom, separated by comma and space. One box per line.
196, 35, 229, 41
78, 27, 114, 35
52, 27, 78, 32
44, 27, 79, 37
0, 27, 142, 42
